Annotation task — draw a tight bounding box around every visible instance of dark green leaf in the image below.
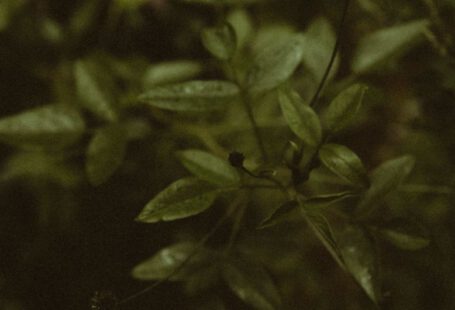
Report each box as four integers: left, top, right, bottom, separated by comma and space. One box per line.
74, 60, 118, 122
247, 35, 304, 93
177, 149, 240, 186
201, 23, 237, 61
357, 155, 415, 217
139, 80, 240, 112
378, 219, 430, 250
303, 191, 359, 210
132, 242, 209, 281
318, 144, 369, 187
337, 224, 380, 303
136, 177, 221, 223
278, 88, 322, 147
181, 0, 264, 5
142, 61, 202, 88
258, 200, 299, 229
322, 84, 367, 133
0, 104, 85, 149
222, 258, 281, 310
352, 20, 429, 73
86, 124, 128, 186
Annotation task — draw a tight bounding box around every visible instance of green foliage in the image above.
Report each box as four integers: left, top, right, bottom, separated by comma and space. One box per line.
201, 23, 237, 61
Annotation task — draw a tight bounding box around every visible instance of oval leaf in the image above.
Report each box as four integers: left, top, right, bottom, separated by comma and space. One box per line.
201, 23, 237, 61
142, 61, 202, 88
318, 144, 368, 187
378, 219, 430, 250
357, 155, 415, 217
136, 177, 220, 223
86, 124, 128, 186
352, 19, 429, 74
278, 88, 322, 147
222, 258, 281, 310
322, 84, 367, 133
258, 200, 299, 229
177, 149, 240, 186
0, 104, 85, 149
138, 80, 240, 112
247, 35, 304, 93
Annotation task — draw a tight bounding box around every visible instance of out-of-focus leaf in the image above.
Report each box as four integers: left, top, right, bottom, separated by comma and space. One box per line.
0, 104, 85, 149
201, 23, 237, 61
337, 224, 380, 303
303, 191, 359, 210
139, 80, 240, 112
357, 155, 415, 217
177, 149, 240, 186
74, 60, 118, 122
142, 61, 203, 88
322, 84, 367, 133
181, 0, 264, 5
258, 200, 299, 229
86, 124, 128, 186
247, 35, 304, 93
278, 88, 321, 147
136, 177, 221, 223
318, 144, 369, 187
222, 258, 281, 310
0, 0, 25, 32
301, 17, 339, 82
132, 242, 209, 281
351, 19, 429, 74
226, 9, 253, 49
378, 219, 430, 250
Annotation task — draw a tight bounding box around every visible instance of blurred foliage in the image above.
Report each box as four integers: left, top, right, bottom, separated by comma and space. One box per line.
1, 0, 455, 309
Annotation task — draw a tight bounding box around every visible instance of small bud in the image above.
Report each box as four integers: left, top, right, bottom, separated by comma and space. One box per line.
228, 151, 245, 168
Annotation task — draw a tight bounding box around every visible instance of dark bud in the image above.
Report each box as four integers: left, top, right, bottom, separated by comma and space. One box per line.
228, 151, 245, 168
90, 291, 118, 310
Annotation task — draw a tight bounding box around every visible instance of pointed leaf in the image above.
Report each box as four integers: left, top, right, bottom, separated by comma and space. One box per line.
318, 144, 369, 187
378, 219, 430, 250
0, 104, 85, 149
139, 80, 240, 112
247, 35, 304, 93
132, 242, 209, 281
201, 23, 237, 61
357, 155, 415, 217
136, 177, 221, 223
352, 19, 429, 74
177, 149, 240, 186
74, 60, 117, 122
278, 88, 322, 147
142, 61, 202, 88
337, 225, 380, 303
322, 84, 367, 133
86, 124, 128, 186
222, 258, 281, 310
258, 200, 299, 229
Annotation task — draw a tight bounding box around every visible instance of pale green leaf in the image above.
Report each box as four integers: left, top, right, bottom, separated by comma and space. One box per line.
142, 61, 202, 88
322, 84, 367, 133
226, 9, 253, 49
0, 104, 85, 149
86, 124, 128, 186
136, 177, 221, 223
201, 23, 237, 61
177, 149, 240, 186
222, 258, 281, 310
247, 35, 304, 93
318, 144, 369, 187
278, 88, 322, 147
352, 20, 429, 74
74, 60, 117, 122
139, 80, 240, 112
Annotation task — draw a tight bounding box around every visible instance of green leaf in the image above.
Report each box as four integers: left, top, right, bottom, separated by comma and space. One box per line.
177, 149, 240, 186
357, 155, 415, 217
86, 124, 128, 186
352, 19, 429, 74
181, 0, 264, 5
0, 104, 85, 149
222, 258, 281, 310
0, 0, 25, 32
337, 224, 380, 303
303, 191, 359, 210
132, 242, 209, 281
139, 80, 240, 112
201, 23, 237, 61
142, 61, 202, 88
74, 60, 118, 122
258, 200, 299, 229
226, 9, 253, 49
278, 88, 322, 147
378, 219, 430, 250
318, 144, 369, 187
136, 177, 221, 223
247, 35, 304, 93
322, 84, 367, 133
